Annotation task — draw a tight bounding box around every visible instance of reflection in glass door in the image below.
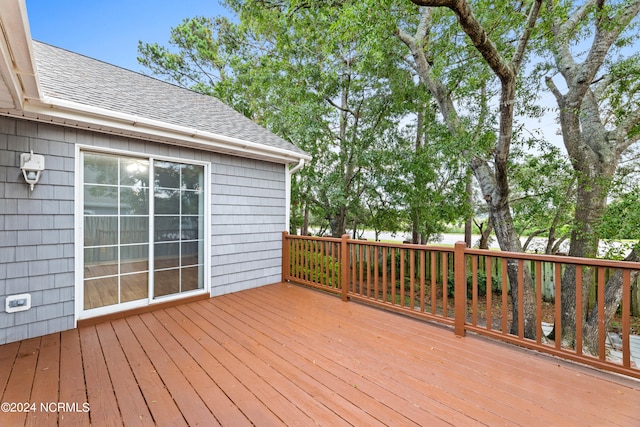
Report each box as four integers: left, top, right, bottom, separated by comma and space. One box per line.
153, 160, 204, 298
82, 152, 205, 312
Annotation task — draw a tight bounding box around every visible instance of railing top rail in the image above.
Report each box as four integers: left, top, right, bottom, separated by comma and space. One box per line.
464, 246, 640, 270
343, 238, 456, 252
284, 232, 640, 270
284, 234, 342, 243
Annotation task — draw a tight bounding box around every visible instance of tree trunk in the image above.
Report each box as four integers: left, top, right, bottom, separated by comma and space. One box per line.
301, 201, 310, 236
464, 171, 473, 247
545, 0, 640, 348
400, 1, 542, 339
582, 249, 640, 355
477, 221, 493, 250
331, 206, 348, 238
472, 158, 537, 338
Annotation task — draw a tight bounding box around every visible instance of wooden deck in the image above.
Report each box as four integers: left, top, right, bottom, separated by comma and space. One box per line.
2, 283, 640, 426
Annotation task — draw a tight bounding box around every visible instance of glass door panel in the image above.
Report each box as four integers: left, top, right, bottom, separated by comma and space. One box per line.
82, 152, 205, 312
82, 152, 150, 310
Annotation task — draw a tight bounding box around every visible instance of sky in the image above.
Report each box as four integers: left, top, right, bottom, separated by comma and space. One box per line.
23, 0, 563, 148
25, 0, 231, 73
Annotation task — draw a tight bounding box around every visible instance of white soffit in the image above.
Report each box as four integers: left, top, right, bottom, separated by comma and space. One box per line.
0, 0, 39, 109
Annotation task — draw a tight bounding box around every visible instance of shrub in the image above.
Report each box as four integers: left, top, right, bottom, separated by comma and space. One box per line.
447, 273, 502, 298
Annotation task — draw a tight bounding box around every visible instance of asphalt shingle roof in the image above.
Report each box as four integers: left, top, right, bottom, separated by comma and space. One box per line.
32, 41, 307, 157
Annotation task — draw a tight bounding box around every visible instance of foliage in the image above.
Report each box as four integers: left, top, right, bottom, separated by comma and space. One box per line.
596, 187, 640, 258
509, 142, 575, 251
289, 247, 341, 288
447, 273, 503, 298
137, 0, 640, 264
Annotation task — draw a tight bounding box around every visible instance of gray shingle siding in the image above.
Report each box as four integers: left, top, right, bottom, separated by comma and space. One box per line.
0, 117, 74, 345
0, 116, 286, 344
210, 156, 285, 296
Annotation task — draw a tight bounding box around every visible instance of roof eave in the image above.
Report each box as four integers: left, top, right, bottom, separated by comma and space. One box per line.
0, 0, 40, 109
21, 96, 310, 164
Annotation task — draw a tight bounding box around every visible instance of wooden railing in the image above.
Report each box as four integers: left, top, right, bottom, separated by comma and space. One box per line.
282, 232, 640, 379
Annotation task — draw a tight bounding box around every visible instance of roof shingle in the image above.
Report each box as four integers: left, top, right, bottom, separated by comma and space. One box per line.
32, 41, 307, 157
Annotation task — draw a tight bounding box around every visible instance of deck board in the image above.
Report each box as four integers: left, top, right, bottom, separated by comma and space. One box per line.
94, 322, 154, 426
110, 318, 187, 426
57, 330, 90, 426
1, 282, 640, 426
79, 326, 121, 425
25, 334, 60, 427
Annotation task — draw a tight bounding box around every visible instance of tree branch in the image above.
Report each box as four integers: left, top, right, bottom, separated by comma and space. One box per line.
555, 0, 597, 39
523, 228, 549, 251
410, 0, 513, 83
592, 73, 613, 100
512, 0, 543, 73
570, 0, 640, 103
616, 122, 640, 156
324, 96, 355, 116
545, 76, 565, 107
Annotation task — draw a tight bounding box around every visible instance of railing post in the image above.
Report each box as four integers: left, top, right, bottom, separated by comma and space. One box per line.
282, 231, 290, 283
454, 241, 467, 337
341, 234, 350, 302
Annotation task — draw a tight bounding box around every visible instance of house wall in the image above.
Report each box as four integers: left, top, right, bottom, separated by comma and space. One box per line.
0, 116, 286, 345
0, 117, 75, 344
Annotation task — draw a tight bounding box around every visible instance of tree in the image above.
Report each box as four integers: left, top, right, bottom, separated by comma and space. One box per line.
509, 143, 575, 254
539, 0, 640, 350
139, 0, 473, 241
400, 0, 543, 337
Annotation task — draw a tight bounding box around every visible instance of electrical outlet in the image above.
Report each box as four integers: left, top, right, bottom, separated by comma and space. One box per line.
5, 294, 31, 313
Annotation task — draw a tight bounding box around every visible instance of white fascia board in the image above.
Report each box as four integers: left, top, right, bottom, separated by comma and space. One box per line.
25, 95, 311, 164
0, 0, 40, 109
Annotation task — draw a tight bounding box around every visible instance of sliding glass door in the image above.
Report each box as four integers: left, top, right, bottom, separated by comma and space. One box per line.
82, 151, 205, 312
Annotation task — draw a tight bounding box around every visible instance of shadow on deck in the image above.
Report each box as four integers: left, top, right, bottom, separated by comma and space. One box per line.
1, 282, 640, 426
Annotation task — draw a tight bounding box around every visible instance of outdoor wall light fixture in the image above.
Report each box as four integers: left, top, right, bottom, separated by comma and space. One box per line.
20, 150, 45, 191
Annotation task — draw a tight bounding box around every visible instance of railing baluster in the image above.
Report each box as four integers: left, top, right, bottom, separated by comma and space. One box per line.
442, 252, 448, 318
454, 242, 466, 336
554, 263, 562, 350
535, 261, 542, 344
312, 240, 317, 284
623, 269, 631, 368
391, 248, 396, 306
410, 249, 415, 310
367, 245, 372, 298
576, 266, 583, 356
518, 259, 524, 339
502, 258, 508, 335
486, 256, 492, 332
303, 239, 308, 283
351, 243, 357, 294
420, 250, 425, 313
382, 246, 388, 304
374, 246, 379, 301
598, 267, 606, 361
341, 235, 349, 301
472, 255, 478, 327
319, 240, 324, 287
400, 248, 405, 307
294, 238, 297, 279
431, 251, 437, 315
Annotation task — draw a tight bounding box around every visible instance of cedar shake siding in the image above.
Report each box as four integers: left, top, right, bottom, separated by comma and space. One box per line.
0, 116, 287, 344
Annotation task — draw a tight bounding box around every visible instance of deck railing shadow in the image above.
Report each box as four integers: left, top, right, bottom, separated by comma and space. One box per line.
282, 232, 640, 380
